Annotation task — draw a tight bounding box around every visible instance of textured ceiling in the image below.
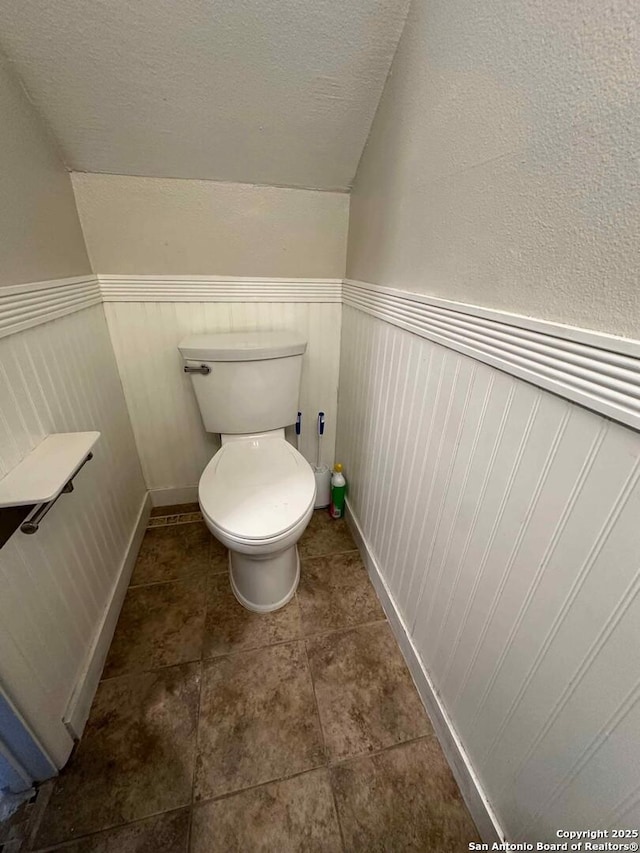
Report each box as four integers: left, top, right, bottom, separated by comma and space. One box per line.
0, 0, 410, 191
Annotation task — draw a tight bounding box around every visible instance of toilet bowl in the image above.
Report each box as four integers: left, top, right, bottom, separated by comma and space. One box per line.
178, 329, 314, 613
198, 431, 316, 612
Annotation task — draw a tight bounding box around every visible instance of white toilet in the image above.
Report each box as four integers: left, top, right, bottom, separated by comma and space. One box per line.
178, 331, 316, 613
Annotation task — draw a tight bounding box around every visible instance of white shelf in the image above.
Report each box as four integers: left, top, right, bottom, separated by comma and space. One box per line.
0, 432, 100, 508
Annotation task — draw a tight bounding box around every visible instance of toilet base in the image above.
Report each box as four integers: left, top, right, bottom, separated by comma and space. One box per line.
229, 544, 300, 613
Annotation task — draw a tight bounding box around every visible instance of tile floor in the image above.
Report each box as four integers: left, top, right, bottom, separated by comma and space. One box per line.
22, 508, 480, 852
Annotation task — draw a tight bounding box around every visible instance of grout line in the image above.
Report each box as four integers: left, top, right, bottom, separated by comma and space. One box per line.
192, 543, 217, 808
301, 633, 347, 852
198, 618, 390, 665
191, 764, 330, 811
299, 548, 361, 560
99, 657, 202, 684
189, 539, 222, 834
23, 780, 55, 852
127, 573, 204, 590
31, 736, 439, 851
328, 732, 436, 770
301, 617, 389, 644
100, 593, 384, 685
188, 659, 204, 842
127, 567, 226, 591
36, 546, 417, 852
186, 807, 194, 852
33, 535, 377, 852
189, 733, 438, 814
28, 805, 190, 852
147, 517, 203, 529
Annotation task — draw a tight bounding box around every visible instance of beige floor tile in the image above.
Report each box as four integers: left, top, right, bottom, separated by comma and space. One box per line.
102, 575, 207, 678
33, 664, 200, 847
307, 622, 432, 763
297, 551, 384, 636
191, 769, 342, 853
299, 511, 357, 559
32, 507, 480, 852
130, 522, 213, 585
202, 574, 301, 659
195, 643, 325, 800
331, 739, 480, 852
32, 808, 190, 852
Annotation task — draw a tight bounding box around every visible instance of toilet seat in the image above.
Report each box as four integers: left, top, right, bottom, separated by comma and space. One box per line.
199, 435, 316, 544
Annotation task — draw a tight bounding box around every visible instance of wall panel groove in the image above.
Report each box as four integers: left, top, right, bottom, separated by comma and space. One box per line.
451, 402, 572, 715
0, 305, 145, 765
427, 372, 496, 660
337, 304, 640, 841
467, 422, 609, 744
523, 680, 640, 837
483, 453, 640, 767
416, 362, 478, 635
440, 388, 538, 694
507, 562, 640, 800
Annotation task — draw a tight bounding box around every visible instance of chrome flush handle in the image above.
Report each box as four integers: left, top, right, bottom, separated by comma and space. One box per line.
183, 364, 211, 375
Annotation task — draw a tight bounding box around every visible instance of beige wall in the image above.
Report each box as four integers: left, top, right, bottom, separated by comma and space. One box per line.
72, 173, 349, 277
0, 57, 90, 286
347, 0, 639, 338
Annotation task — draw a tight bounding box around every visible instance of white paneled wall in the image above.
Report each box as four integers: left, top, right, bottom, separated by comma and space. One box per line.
337, 305, 640, 841
104, 301, 341, 494
0, 305, 145, 765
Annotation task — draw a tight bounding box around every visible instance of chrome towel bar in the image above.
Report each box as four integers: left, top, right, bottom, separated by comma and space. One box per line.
20, 452, 94, 535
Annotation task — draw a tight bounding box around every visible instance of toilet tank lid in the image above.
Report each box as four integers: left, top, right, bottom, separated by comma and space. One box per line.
178, 331, 307, 361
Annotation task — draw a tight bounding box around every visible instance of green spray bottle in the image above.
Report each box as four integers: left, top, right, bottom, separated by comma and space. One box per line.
329, 464, 346, 519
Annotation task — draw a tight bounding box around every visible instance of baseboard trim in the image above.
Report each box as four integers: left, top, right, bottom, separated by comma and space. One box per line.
345, 498, 505, 844
149, 485, 199, 507
63, 492, 151, 738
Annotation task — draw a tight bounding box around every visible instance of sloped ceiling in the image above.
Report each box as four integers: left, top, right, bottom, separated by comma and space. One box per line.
0, 0, 410, 191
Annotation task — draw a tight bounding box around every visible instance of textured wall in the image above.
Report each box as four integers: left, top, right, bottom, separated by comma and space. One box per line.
72, 173, 349, 277
0, 57, 90, 286
347, 0, 640, 338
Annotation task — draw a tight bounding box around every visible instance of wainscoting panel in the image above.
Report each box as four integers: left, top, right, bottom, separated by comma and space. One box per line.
0, 305, 146, 766
104, 301, 341, 491
337, 304, 640, 841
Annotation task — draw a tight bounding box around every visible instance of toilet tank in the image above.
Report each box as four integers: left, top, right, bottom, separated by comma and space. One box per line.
178, 331, 306, 434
